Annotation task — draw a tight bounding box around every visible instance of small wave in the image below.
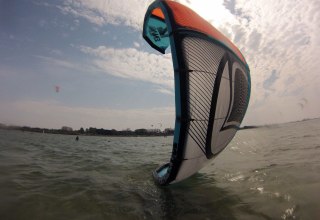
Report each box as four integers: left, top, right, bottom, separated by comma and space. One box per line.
250, 186, 264, 194
227, 174, 245, 182
303, 134, 314, 138
281, 206, 296, 220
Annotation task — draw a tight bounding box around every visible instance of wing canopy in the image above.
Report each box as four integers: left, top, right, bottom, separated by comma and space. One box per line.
143, 0, 251, 185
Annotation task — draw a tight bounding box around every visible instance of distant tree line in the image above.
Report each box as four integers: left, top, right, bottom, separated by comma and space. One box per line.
0, 123, 174, 136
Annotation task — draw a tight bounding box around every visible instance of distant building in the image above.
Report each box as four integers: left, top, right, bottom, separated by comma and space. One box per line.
148, 129, 161, 133
61, 126, 73, 131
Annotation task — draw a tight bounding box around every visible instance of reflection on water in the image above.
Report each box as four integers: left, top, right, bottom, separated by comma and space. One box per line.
0, 118, 320, 219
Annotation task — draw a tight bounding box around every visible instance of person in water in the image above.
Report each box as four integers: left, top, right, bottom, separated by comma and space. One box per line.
75, 136, 79, 141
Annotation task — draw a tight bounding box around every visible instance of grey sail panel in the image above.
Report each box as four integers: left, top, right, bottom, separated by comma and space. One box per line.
182, 36, 225, 160
173, 35, 250, 181
169, 36, 227, 182
228, 68, 249, 123
210, 61, 249, 155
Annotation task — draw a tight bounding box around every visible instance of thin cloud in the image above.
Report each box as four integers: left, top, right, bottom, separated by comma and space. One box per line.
35, 55, 78, 69
155, 87, 174, 96
70, 0, 320, 124
79, 45, 174, 90
0, 100, 175, 130
263, 70, 279, 90
58, 0, 153, 30
133, 42, 140, 48
219, 0, 320, 124
34, 55, 81, 70
34, 55, 97, 73
28, 0, 320, 126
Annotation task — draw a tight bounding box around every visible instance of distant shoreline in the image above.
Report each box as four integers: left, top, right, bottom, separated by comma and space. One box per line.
0, 124, 174, 137
1, 117, 318, 137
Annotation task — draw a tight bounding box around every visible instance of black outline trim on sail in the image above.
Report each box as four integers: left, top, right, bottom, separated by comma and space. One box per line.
205, 53, 230, 158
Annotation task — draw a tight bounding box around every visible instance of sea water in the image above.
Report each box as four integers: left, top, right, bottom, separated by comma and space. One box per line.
0, 119, 319, 220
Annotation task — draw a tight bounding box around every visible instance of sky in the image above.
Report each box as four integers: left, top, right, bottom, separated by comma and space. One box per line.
0, 0, 320, 130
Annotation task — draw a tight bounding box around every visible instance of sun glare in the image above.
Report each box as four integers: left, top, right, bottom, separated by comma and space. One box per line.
180, 0, 236, 27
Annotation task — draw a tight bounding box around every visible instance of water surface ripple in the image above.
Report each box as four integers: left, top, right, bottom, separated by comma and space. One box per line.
1, 119, 320, 219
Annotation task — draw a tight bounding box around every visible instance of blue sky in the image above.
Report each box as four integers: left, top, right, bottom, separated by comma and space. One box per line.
1, 0, 320, 130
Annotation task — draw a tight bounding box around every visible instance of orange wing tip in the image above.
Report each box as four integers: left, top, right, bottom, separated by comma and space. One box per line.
151, 7, 165, 20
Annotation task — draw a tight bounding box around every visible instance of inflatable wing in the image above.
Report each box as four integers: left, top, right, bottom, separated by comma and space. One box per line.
143, 0, 251, 185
